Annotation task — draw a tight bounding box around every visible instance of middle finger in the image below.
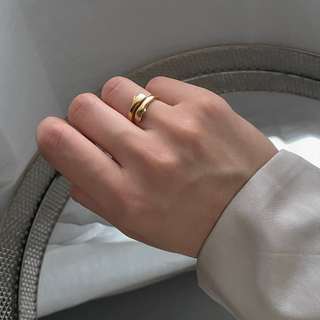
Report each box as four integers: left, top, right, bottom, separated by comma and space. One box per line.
68, 92, 145, 166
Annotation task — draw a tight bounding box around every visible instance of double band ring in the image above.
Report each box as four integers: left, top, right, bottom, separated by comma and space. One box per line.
128, 94, 159, 123
128, 93, 147, 122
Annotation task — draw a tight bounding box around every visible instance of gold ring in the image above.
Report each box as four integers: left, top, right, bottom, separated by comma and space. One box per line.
128, 93, 147, 122
134, 95, 159, 123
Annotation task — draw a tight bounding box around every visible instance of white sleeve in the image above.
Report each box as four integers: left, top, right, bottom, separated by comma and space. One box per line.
197, 149, 320, 320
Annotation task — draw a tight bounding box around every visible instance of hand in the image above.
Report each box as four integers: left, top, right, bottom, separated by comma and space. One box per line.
36, 76, 278, 258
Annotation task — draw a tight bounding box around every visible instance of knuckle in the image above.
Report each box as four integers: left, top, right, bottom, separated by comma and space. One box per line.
145, 76, 166, 91
174, 116, 203, 144
146, 147, 181, 179
68, 93, 96, 125
167, 114, 206, 161
156, 153, 179, 174
101, 76, 126, 101
195, 94, 229, 119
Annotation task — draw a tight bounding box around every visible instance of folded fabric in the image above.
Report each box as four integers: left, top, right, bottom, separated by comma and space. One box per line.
38, 239, 196, 316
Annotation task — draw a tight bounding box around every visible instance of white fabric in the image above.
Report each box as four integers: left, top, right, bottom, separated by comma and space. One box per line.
39, 239, 195, 316
197, 150, 320, 320
37, 200, 196, 316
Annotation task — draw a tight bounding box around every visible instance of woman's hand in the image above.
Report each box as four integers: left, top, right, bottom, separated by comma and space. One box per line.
36, 76, 278, 258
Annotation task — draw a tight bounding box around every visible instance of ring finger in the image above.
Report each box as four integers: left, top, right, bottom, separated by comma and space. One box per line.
101, 76, 172, 130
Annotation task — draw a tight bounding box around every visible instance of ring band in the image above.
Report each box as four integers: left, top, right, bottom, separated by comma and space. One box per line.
128, 93, 147, 122
134, 95, 159, 123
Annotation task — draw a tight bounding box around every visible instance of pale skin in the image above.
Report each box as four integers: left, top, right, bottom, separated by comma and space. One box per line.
36, 76, 278, 258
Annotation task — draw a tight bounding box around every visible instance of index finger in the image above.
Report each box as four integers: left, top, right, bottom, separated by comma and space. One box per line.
36, 117, 124, 203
